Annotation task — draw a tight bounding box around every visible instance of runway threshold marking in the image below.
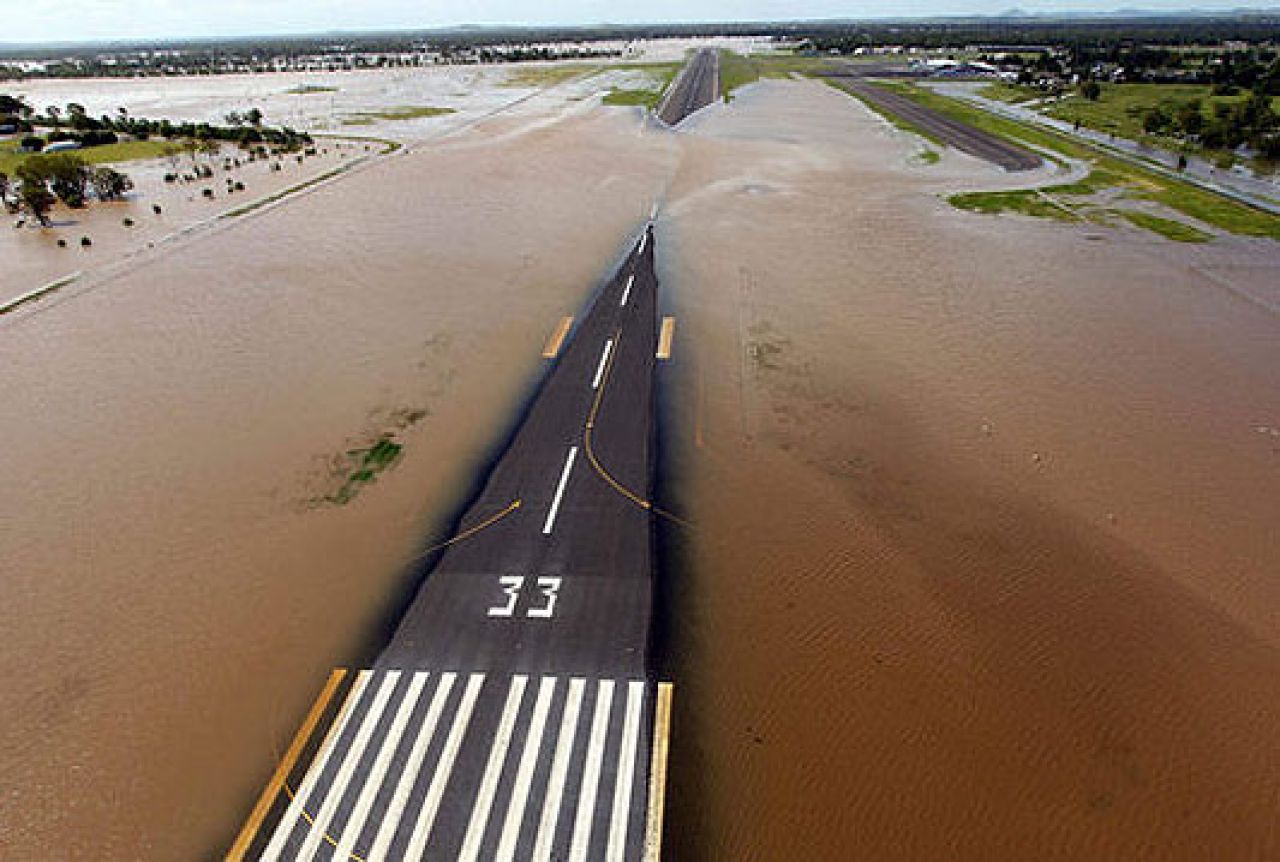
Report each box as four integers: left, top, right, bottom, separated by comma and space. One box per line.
403, 672, 486, 858
366, 672, 459, 860
569, 679, 616, 861
532, 677, 587, 860
543, 446, 579, 535
459, 675, 529, 861
331, 671, 431, 860
543, 316, 575, 359
225, 669, 348, 862
643, 682, 674, 862
656, 317, 676, 360
263, 670, 372, 860
606, 681, 646, 861
495, 676, 559, 861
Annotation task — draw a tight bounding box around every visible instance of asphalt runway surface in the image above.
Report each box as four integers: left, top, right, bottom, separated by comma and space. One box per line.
657, 48, 720, 127
828, 77, 1043, 172
234, 226, 668, 861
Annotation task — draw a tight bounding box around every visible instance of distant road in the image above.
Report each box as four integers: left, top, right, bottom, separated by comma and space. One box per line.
230, 226, 672, 861
657, 48, 720, 127
828, 76, 1043, 172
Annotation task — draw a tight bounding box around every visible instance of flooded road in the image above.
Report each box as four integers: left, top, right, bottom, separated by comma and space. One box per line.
2, 73, 1278, 860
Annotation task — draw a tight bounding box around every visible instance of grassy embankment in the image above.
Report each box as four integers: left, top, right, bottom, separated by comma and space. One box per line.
601, 63, 681, 109
874, 81, 1279, 241
285, 84, 338, 95
340, 106, 455, 126
718, 50, 838, 102
502, 64, 597, 88
0, 138, 173, 174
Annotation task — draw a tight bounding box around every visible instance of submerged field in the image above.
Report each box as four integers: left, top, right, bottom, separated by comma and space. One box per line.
2, 60, 1278, 861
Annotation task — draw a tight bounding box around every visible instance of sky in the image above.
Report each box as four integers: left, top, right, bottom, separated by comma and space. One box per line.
0, 0, 1276, 44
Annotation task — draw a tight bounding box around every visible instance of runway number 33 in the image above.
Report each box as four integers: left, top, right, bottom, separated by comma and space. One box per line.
488, 575, 562, 619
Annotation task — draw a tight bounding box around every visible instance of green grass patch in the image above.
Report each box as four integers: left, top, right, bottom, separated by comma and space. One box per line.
327, 439, 404, 505
949, 189, 1081, 222
918, 149, 941, 165
285, 84, 338, 95
603, 88, 660, 108
502, 64, 595, 88
1042, 83, 1274, 146
0, 138, 173, 173
1120, 210, 1213, 243
599, 63, 681, 110
340, 106, 455, 125
718, 49, 761, 102
878, 81, 1280, 240
977, 82, 1043, 104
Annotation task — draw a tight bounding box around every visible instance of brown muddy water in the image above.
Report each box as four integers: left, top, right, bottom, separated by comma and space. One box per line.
1, 74, 1278, 861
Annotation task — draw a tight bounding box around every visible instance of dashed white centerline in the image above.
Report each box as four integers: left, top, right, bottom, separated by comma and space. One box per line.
638, 233, 647, 254
620, 276, 634, 307
542, 446, 579, 535
592, 339, 615, 390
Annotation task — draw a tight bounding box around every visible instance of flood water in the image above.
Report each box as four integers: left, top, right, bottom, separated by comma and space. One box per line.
2, 75, 1278, 860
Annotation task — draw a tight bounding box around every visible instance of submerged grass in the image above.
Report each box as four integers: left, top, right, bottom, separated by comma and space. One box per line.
340, 106, 455, 125
950, 189, 1081, 222
719, 50, 761, 102
600, 63, 681, 110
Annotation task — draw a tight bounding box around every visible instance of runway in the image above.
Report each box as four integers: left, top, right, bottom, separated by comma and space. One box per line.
230, 224, 672, 861
827, 76, 1043, 172
657, 48, 720, 127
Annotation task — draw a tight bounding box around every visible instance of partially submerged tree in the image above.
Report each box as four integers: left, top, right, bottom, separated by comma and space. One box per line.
90, 166, 133, 201
16, 176, 56, 225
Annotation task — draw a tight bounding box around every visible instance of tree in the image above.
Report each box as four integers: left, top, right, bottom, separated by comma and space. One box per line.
90, 166, 133, 201
16, 174, 56, 225
1080, 79, 1101, 101
25, 153, 91, 208
0, 171, 11, 213
19, 135, 43, 152
245, 107, 264, 126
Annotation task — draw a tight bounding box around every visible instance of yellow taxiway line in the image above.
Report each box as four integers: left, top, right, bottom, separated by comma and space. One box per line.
226, 668, 349, 861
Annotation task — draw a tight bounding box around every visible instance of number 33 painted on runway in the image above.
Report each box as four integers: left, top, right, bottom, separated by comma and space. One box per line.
487, 576, 561, 619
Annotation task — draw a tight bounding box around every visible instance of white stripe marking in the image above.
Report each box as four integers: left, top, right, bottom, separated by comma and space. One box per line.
366, 672, 458, 862
606, 682, 646, 862
569, 680, 616, 862
591, 339, 615, 390
620, 276, 634, 307
297, 670, 401, 860
649, 202, 658, 220
401, 673, 485, 861
532, 678, 586, 862
638, 233, 647, 254
459, 675, 529, 862
496, 677, 558, 861
332, 672, 430, 861
542, 446, 579, 536
261, 670, 371, 861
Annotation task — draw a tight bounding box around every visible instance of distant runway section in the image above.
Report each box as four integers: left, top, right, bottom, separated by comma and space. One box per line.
229, 225, 674, 861
657, 48, 720, 127
828, 76, 1043, 172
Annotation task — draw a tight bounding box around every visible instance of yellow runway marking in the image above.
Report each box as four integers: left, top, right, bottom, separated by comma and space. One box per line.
584, 330, 693, 529
643, 682, 674, 862
281, 781, 368, 862
542, 316, 574, 359
226, 669, 348, 862
413, 499, 523, 562
656, 317, 676, 360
